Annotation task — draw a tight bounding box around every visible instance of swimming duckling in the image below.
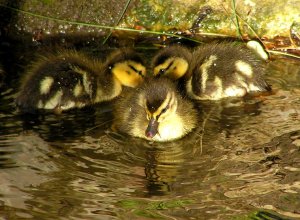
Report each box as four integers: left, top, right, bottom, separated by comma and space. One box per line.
113, 78, 198, 142
16, 49, 146, 113
186, 42, 271, 100
151, 45, 192, 80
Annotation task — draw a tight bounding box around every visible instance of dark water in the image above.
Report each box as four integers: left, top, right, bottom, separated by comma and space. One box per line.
0, 52, 300, 219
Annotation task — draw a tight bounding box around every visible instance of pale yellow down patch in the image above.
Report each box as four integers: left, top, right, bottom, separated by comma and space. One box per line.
234, 72, 249, 90
73, 83, 83, 97
235, 60, 253, 77
153, 114, 185, 142
82, 73, 93, 97
60, 101, 76, 110
200, 55, 217, 93
249, 83, 261, 91
44, 90, 63, 109
247, 40, 269, 60
186, 76, 207, 100
211, 76, 223, 99
224, 86, 246, 97
71, 66, 93, 97
40, 76, 54, 95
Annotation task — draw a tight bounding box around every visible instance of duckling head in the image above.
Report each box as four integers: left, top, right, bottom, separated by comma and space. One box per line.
152, 45, 191, 80
106, 49, 146, 88
144, 89, 178, 139
134, 78, 190, 142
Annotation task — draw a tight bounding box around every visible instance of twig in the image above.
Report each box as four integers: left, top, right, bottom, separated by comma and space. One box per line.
230, 0, 242, 39
102, 0, 132, 45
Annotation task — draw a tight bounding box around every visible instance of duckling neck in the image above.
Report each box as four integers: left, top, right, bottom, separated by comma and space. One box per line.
94, 76, 122, 103
153, 114, 186, 142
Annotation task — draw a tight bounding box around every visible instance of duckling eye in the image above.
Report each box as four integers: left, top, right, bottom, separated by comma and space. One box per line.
157, 69, 165, 77
126, 71, 131, 75
161, 105, 168, 114
138, 70, 144, 77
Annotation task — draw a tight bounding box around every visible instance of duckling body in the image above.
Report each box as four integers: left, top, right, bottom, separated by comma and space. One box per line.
186, 42, 271, 100
113, 78, 198, 142
16, 51, 98, 113
16, 49, 146, 113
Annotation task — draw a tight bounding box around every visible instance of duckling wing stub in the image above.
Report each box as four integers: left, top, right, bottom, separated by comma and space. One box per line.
16, 55, 99, 113
187, 42, 271, 100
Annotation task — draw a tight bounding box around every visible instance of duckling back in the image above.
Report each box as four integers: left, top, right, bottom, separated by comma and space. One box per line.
186, 42, 271, 100
113, 78, 198, 142
16, 51, 100, 113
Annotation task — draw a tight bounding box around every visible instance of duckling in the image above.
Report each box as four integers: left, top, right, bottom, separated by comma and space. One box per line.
151, 45, 192, 80
186, 42, 271, 100
113, 77, 198, 142
16, 49, 146, 113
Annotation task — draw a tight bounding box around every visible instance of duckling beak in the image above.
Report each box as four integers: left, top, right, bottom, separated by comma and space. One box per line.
145, 117, 159, 138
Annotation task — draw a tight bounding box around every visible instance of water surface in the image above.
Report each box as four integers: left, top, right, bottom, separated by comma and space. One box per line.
0, 55, 300, 219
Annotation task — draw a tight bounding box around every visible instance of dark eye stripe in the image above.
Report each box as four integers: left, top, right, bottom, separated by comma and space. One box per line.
156, 105, 169, 120
128, 64, 138, 72
157, 60, 174, 77
165, 60, 174, 71
128, 64, 144, 77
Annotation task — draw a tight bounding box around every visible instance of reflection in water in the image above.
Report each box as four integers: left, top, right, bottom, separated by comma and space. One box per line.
0, 58, 300, 219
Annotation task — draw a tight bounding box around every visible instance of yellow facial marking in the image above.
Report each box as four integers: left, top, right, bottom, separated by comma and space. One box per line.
44, 90, 63, 109
112, 61, 146, 88
200, 55, 217, 93
153, 57, 188, 80
40, 76, 54, 95
235, 60, 253, 77
73, 83, 83, 97
145, 92, 177, 123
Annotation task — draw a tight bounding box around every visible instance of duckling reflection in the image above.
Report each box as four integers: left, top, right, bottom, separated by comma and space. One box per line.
145, 146, 185, 195
113, 77, 198, 142
16, 49, 146, 113
186, 42, 271, 100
